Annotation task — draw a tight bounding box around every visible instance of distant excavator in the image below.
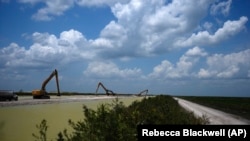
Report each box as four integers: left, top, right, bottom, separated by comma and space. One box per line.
136, 89, 148, 97
32, 69, 60, 99
96, 82, 116, 96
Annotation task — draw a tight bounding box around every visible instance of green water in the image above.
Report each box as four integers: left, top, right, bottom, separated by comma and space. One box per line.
0, 97, 142, 141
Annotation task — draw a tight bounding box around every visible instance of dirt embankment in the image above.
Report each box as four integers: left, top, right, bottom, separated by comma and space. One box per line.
0, 95, 120, 107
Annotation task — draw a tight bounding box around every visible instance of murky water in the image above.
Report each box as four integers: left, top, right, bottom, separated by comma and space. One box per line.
0, 96, 142, 141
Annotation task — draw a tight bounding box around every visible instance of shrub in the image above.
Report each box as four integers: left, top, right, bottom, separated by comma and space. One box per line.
33, 95, 206, 141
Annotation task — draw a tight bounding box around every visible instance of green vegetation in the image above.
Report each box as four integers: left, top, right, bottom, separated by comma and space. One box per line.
32, 95, 207, 141
177, 96, 250, 120
32, 119, 48, 141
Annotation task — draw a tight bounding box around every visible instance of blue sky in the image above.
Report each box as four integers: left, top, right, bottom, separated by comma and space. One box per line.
0, 0, 250, 97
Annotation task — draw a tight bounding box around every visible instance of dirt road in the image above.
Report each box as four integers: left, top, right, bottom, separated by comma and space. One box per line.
174, 97, 250, 125
0, 95, 119, 107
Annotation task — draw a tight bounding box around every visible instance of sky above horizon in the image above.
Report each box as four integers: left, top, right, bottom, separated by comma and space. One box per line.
0, 0, 250, 97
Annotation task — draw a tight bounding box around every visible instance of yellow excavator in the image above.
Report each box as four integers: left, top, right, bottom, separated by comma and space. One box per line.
96, 82, 116, 96
136, 89, 148, 97
32, 69, 60, 99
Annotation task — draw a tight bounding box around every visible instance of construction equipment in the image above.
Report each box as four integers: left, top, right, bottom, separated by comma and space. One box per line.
96, 82, 116, 96
137, 89, 148, 97
32, 69, 60, 99
0, 90, 18, 101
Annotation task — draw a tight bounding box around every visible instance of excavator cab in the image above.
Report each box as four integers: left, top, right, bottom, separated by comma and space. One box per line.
32, 69, 60, 99
96, 82, 116, 96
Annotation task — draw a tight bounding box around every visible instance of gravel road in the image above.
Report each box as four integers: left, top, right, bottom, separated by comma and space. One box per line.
174, 97, 250, 125
0, 95, 119, 107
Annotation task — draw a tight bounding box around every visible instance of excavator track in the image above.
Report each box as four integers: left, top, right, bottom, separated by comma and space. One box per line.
33, 95, 50, 99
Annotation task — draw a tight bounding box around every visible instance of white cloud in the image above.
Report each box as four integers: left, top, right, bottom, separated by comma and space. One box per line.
149, 47, 207, 79
2, 0, 249, 82
149, 48, 250, 80
18, 0, 41, 4
89, 21, 128, 50
19, 0, 74, 21
203, 22, 213, 32
175, 16, 248, 47
198, 49, 250, 79
112, 0, 146, 22
60, 29, 85, 44
198, 68, 213, 78
83, 61, 142, 79
139, 0, 212, 53
185, 46, 208, 57
32, 32, 57, 46
18, 0, 129, 21
104, 0, 217, 56
16, 0, 248, 57
0, 43, 26, 67
0, 29, 96, 69
210, 0, 232, 16
76, 0, 129, 7
90, 38, 113, 49
149, 60, 176, 79
100, 21, 127, 42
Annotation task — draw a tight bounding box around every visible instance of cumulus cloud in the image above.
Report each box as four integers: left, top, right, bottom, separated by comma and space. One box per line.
175, 16, 248, 47
185, 46, 208, 57
16, 0, 248, 57
83, 61, 142, 79
76, 0, 129, 7
89, 21, 128, 51
149, 48, 250, 80
0, 29, 94, 69
19, 0, 74, 21
14, 0, 221, 54
60, 29, 85, 43
198, 49, 250, 79
149, 47, 207, 79
0, 43, 26, 68
101, 0, 217, 56
18, 0, 128, 21
1, 0, 249, 82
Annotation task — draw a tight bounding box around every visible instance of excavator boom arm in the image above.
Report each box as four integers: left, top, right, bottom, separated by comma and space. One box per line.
96, 82, 115, 96
96, 82, 107, 93
137, 89, 148, 96
41, 69, 60, 96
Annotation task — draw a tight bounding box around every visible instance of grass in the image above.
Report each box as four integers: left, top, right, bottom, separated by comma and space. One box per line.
176, 96, 250, 120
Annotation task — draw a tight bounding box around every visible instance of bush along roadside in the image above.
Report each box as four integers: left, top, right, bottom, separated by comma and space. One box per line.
33, 95, 207, 141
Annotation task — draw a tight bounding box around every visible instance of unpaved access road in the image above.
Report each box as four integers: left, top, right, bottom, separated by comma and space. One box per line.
0, 95, 121, 107
174, 97, 250, 125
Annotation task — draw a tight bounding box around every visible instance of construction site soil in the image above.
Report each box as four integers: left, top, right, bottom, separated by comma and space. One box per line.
0, 95, 124, 107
